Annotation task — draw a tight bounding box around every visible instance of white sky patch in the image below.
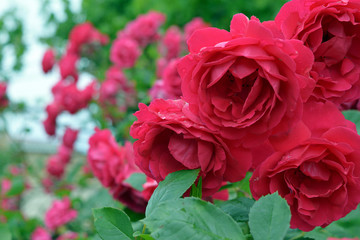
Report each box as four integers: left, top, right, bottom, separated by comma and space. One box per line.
0, 0, 94, 154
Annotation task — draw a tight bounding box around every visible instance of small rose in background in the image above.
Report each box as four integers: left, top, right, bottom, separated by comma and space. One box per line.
42, 48, 56, 74
87, 128, 148, 212
31, 227, 51, 240
110, 37, 141, 68
44, 197, 77, 230
0, 82, 8, 109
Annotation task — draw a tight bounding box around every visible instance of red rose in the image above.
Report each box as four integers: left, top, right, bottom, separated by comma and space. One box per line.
42, 48, 56, 73
1, 178, 11, 195
275, 0, 360, 104
184, 17, 210, 41
130, 98, 252, 196
99, 67, 136, 112
161, 26, 182, 60
45, 197, 77, 230
88, 128, 122, 187
162, 58, 183, 99
105, 66, 127, 84
149, 79, 170, 100
156, 57, 167, 78
0, 82, 8, 108
57, 145, 72, 164
121, 11, 165, 47
52, 80, 94, 114
59, 53, 78, 81
68, 22, 108, 55
250, 101, 360, 231
62, 128, 79, 149
178, 14, 314, 148
31, 227, 51, 240
88, 129, 147, 212
43, 117, 57, 136
110, 37, 141, 68
46, 155, 66, 179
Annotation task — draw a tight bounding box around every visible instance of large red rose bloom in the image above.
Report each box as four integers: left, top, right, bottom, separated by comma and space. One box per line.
178, 14, 314, 148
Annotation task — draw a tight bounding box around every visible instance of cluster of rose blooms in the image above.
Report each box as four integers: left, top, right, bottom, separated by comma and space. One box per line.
43, 128, 78, 190
39, 0, 360, 234
128, 0, 360, 232
0, 166, 76, 240
85, 14, 228, 212
42, 22, 108, 136
41, 12, 212, 213
1, 168, 79, 240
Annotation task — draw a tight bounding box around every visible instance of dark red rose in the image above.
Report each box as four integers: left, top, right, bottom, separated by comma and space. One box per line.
250, 101, 360, 231
178, 14, 314, 148
275, 0, 360, 104
130, 98, 252, 196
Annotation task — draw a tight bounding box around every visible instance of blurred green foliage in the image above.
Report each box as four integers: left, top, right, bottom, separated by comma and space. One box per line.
0, 9, 26, 80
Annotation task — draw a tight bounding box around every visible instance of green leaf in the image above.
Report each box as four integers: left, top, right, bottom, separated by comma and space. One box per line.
0, 224, 11, 240
133, 233, 155, 240
303, 228, 329, 240
144, 197, 245, 240
190, 176, 202, 199
93, 207, 134, 240
146, 169, 200, 217
217, 197, 254, 222
249, 192, 291, 240
123, 173, 146, 191
342, 110, 360, 133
